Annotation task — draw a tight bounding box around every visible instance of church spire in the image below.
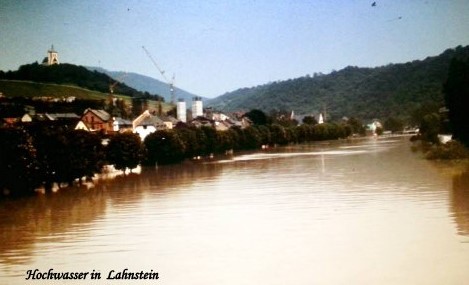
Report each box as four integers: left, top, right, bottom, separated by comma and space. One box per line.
43, 44, 59, 65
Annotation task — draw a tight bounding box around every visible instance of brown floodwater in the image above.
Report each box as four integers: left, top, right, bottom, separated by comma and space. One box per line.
1, 137, 468, 284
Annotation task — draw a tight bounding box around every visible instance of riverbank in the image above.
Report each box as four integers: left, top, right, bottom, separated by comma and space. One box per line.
411, 138, 469, 161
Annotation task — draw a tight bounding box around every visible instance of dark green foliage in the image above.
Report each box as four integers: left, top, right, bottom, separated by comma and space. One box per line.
269, 124, 289, 145
0, 128, 40, 195
375, 127, 384, 136
419, 113, 441, 144
208, 46, 469, 122
243, 109, 269, 125
63, 130, 105, 181
143, 130, 185, 165
174, 127, 201, 158
30, 125, 69, 187
384, 117, 404, 133
140, 118, 349, 165
444, 57, 469, 147
107, 132, 144, 172
0, 126, 106, 195
215, 131, 235, 153
302, 116, 317, 125
227, 127, 244, 151
32, 127, 105, 187
425, 141, 469, 160
200, 126, 218, 155
346, 117, 366, 135
255, 125, 272, 146
131, 97, 149, 117
242, 126, 262, 149
409, 102, 441, 128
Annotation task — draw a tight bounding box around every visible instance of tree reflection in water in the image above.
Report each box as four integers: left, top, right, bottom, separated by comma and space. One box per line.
451, 167, 469, 236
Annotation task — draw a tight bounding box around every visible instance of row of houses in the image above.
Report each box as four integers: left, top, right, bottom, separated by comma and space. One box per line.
6, 107, 251, 141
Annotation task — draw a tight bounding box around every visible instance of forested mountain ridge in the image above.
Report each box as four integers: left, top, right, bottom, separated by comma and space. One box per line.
207, 45, 469, 121
0, 63, 164, 101
87, 67, 204, 103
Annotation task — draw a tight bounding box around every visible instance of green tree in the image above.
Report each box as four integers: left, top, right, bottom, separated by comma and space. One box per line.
0, 128, 40, 195
31, 125, 69, 188
244, 109, 269, 125
107, 132, 144, 172
64, 130, 105, 182
200, 126, 217, 155
384, 117, 404, 133
302, 116, 317, 125
444, 57, 469, 147
255, 125, 272, 146
131, 97, 148, 117
175, 127, 199, 158
269, 124, 288, 145
216, 131, 235, 153
144, 130, 185, 165
312, 124, 329, 140
347, 117, 366, 135
227, 127, 243, 151
375, 126, 384, 136
420, 113, 441, 144
242, 126, 262, 149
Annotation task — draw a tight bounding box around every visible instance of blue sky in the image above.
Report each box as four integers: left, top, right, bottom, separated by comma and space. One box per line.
1, 0, 468, 98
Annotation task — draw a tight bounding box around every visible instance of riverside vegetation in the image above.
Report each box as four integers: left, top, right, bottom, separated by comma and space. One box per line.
411, 56, 469, 160
0, 117, 354, 197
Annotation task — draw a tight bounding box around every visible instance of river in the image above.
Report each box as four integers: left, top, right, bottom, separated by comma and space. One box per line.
1, 136, 469, 284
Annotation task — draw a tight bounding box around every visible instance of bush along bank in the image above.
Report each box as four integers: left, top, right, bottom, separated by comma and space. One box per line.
423, 140, 469, 160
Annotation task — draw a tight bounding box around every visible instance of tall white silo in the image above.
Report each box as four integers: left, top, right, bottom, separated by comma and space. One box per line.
177, 99, 187, 122
192, 97, 203, 118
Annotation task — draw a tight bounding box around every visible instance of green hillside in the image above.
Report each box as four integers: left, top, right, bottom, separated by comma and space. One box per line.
208, 45, 469, 122
0, 80, 108, 100
0, 62, 164, 101
0, 80, 172, 118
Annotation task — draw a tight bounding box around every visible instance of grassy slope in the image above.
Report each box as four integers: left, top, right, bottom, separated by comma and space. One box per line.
0, 80, 108, 100
0, 80, 172, 112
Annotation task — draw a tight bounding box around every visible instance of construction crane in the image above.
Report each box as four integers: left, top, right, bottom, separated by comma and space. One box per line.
108, 72, 127, 106
142, 46, 176, 104
109, 72, 127, 94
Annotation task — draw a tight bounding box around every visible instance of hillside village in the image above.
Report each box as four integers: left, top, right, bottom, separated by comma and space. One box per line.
4, 45, 461, 142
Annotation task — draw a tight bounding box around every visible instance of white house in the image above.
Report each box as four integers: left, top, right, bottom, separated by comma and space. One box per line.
132, 110, 167, 141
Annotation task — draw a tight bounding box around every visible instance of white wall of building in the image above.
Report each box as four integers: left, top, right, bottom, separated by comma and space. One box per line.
134, 125, 156, 141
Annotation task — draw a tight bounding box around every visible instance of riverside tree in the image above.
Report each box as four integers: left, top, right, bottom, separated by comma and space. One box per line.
444, 57, 469, 147
143, 130, 186, 165
0, 128, 40, 195
31, 127, 105, 188
107, 132, 144, 173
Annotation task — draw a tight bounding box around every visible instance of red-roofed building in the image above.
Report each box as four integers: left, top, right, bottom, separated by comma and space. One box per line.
78, 108, 113, 133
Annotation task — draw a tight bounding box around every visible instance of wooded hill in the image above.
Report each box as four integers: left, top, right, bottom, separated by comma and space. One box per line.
0, 62, 164, 101
207, 45, 469, 122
